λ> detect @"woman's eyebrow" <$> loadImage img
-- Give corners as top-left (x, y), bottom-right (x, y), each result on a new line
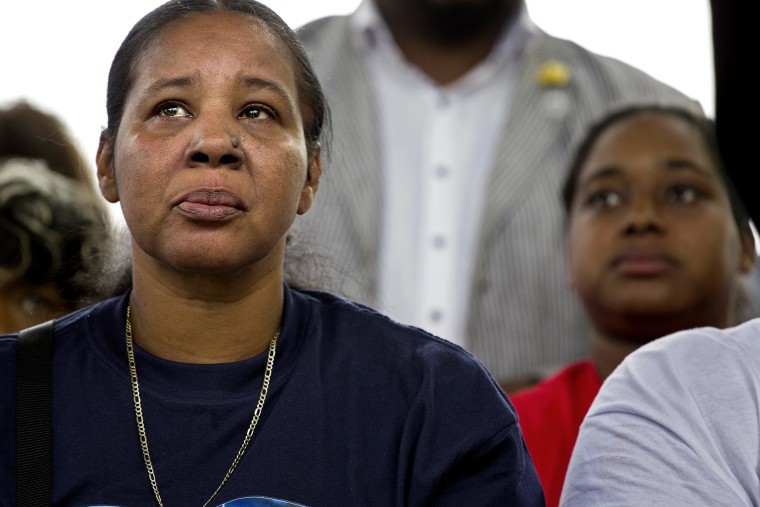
top-left (139, 75), bottom-right (292, 101)
top-left (578, 166), bottom-right (623, 188)
top-left (664, 158), bottom-right (712, 176)
top-left (240, 76), bottom-right (292, 103)
top-left (142, 76), bottom-right (196, 96)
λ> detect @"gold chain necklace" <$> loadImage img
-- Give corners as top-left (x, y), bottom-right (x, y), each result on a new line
top-left (125, 305), bottom-right (279, 507)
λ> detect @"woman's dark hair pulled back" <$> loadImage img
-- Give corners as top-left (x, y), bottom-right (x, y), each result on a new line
top-left (104, 0), bottom-right (329, 159)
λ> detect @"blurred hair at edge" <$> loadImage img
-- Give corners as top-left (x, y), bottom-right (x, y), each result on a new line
top-left (0, 158), bottom-right (110, 333)
top-left (0, 100), bottom-right (98, 191)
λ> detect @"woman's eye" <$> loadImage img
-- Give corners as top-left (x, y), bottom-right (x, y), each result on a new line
top-left (156, 102), bottom-right (191, 118)
top-left (586, 190), bottom-right (623, 210)
top-left (240, 105), bottom-right (273, 121)
top-left (666, 185), bottom-right (702, 204)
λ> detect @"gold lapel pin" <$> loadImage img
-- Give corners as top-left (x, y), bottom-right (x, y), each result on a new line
top-left (537, 60), bottom-right (571, 87)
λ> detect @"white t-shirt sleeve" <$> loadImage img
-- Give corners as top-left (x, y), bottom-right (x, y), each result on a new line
top-left (560, 323), bottom-right (760, 506)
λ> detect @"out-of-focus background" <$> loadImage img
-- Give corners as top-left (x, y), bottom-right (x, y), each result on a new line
top-left (0, 0), bottom-right (712, 221)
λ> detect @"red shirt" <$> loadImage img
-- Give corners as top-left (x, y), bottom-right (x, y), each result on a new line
top-left (510, 361), bottom-right (601, 507)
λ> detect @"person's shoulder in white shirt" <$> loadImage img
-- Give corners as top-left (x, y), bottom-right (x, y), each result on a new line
top-left (561, 318), bottom-right (760, 506)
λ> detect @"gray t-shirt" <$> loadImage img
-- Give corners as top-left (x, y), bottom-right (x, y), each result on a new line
top-left (561, 319), bottom-right (760, 506)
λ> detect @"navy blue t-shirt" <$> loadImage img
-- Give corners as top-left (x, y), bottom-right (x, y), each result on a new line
top-left (1, 286), bottom-right (543, 506)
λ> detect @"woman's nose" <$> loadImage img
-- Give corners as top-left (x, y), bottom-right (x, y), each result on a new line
top-left (623, 195), bottom-right (665, 235)
top-left (185, 116), bottom-right (243, 169)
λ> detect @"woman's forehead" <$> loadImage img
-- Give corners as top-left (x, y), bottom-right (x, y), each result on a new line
top-left (580, 115), bottom-right (712, 174)
top-left (593, 113), bottom-right (704, 157)
top-left (133, 11), bottom-right (296, 92)
top-left (567, 113), bottom-right (729, 203)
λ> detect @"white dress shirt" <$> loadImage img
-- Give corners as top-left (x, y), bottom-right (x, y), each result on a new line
top-left (351, 1), bottom-right (535, 346)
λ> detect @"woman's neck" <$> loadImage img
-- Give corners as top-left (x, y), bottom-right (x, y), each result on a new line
top-left (590, 302), bottom-right (738, 381)
top-left (127, 255), bottom-right (284, 364)
top-left (589, 333), bottom-right (640, 382)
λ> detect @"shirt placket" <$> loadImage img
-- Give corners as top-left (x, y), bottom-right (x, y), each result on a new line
top-left (416, 90), bottom-right (458, 341)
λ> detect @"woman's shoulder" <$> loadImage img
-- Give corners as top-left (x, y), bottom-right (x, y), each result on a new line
top-left (290, 286), bottom-right (509, 403)
top-left (53, 293), bottom-right (128, 337)
top-left (293, 288), bottom-right (486, 362)
top-left (0, 294), bottom-right (126, 387)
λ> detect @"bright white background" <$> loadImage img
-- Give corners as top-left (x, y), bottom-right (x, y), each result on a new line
top-left (1, 0), bottom-right (713, 216)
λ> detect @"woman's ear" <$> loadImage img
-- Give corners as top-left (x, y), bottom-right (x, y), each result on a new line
top-left (96, 132), bottom-right (119, 203)
top-left (297, 145), bottom-right (323, 215)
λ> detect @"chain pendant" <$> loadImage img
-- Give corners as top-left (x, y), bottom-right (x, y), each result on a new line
top-left (125, 306), bottom-right (279, 507)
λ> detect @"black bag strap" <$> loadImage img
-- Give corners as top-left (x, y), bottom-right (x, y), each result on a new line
top-left (16, 319), bottom-right (55, 506)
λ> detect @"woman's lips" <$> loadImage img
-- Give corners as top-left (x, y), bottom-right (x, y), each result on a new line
top-left (175, 190), bottom-right (245, 221)
top-left (612, 252), bottom-right (678, 277)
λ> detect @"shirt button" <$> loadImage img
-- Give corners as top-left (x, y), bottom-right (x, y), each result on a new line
top-left (437, 94), bottom-right (450, 108)
top-left (434, 165), bottom-right (449, 178)
top-left (430, 309), bottom-right (443, 322)
top-left (432, 235), bottom-right (447, 249)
